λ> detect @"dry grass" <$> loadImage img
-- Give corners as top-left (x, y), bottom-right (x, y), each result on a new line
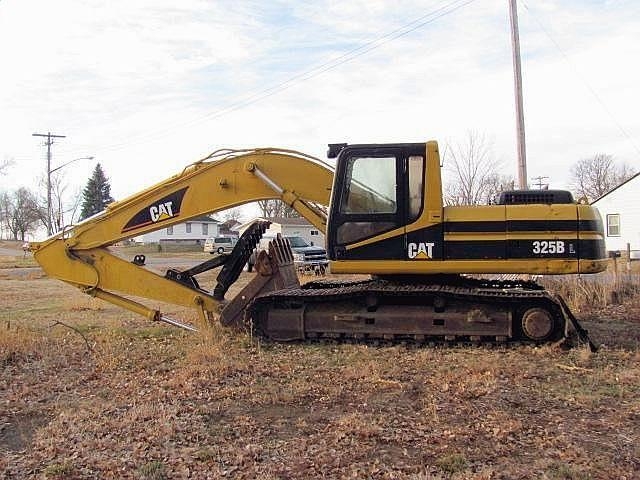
top-left (542, 270), bottom-right (640, 312)
top-left (1, 254), bottom-right (640, 479)
top-left (0, 256), bottom-right (39, 269)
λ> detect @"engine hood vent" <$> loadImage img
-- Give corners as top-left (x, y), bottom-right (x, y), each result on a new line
top-left (497, 190), bottom-right (574, 205)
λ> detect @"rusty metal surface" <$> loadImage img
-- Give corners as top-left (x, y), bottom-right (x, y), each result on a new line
top-left (247, 276), bottom-right (572, 345)
top-left (521, 308), bottom-right (554, 340)
top-left (219, 235), bottom-right (300, 328)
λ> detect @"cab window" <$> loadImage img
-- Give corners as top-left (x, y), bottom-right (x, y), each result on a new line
top-left (340, 156), bottom-right (397, 214)
top-left (336, 154), bottom-right (399, 245)
top-left (408, 155), bottom-right (424, 222)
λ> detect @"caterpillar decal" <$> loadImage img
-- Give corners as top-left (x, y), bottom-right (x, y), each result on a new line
top-left (122, 187), bottom-right (188, 233)
top-left (408, 242), bottom-right (435, 259)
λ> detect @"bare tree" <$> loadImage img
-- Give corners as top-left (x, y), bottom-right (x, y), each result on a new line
top-left (257, 199), bottom-right (278, 218)
top-left (49, 172), bottom-right (83, 231)
top-left (35, 170), bottom-right (84, 233)
top-left (570, 154), bottom-right (637, 201)
top-left (0, 192), bottom-right (9, 239)
top-left (281, 202), bottom-right (299, 218)
top-left (2, 188), bottom-right (42, 241)
top-left (64, 187), bottom-right (84, 226)
top-left (484, 173), bottom-right (516, 204)
top-left (257, 199), bottom-right (299, 218)
top-left (222, 207), bottom-right (243, 222)
top-left (443, 132), bottom-right (514, 205)
top-left (0, 156), bottom-right (13, 176)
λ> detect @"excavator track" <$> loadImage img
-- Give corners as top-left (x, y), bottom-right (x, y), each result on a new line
top-left (245, 276), bottom-right (581, 347)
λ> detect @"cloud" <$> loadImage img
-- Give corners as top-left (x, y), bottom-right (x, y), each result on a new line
top-left (0, 0), bottom-right (638, 208)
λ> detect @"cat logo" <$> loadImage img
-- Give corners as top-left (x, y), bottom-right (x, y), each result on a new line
top-left (121, 187), bottom-right (188, 233)
top-left (150, 201), bottom-right (175, 223)
top-left (408, 242), bottom-right (435, 260)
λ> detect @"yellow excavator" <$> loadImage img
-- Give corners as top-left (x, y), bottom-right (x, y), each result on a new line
top-left (31, 141), bottom-right (607, 347)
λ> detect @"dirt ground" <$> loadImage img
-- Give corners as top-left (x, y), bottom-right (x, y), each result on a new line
top-left (1, 247), bottom-right (639, 479)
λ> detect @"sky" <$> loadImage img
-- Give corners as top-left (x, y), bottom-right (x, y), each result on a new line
top-left (1, 0), bottom-right (638, 225)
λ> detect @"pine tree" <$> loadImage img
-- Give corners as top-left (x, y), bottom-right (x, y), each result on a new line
top-left (79, 163), bottom-right (114, 220)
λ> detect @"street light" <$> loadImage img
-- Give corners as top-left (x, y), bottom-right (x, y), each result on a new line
top-left (47, 156), bottom-right (94, 235)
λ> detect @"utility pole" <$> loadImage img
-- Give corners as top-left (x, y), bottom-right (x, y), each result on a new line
top-left (531, 175), bottom-right (549, 190)
top-left (509, 0), bottom-right (527, 189)
top-left (33, 132), bottom-right (66, 235)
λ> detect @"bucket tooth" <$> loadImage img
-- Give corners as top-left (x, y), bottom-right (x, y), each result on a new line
top-left (219, 234), bottom-right (299, 329)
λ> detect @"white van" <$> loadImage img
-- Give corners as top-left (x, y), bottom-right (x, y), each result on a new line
top-left (204, 237), bottom-right (237, 254)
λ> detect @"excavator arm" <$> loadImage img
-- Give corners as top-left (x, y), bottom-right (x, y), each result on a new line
top-left (31, 148), bottom-right (334, 328)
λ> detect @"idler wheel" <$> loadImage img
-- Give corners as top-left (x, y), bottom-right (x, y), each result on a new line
top-left (521, 307), bottom-right (554, 340)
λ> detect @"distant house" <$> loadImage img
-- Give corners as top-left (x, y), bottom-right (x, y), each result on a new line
top-left (238, 217), bottom-right (324, 247)
top-left (592, 172), bottom-right (640, 257)
top-left (140, 216), bottom-right (220, 244)
top-left (219, 219), bottom-right (241, 237)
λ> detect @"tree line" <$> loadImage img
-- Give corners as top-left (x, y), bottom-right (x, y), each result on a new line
top-left (0, 163), bottom-right (113, 241)
top-left (443, 131), bottom-right (636, 206)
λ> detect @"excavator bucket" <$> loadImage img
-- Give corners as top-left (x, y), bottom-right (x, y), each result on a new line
top-left (219, 234), bottom-right (300, 330)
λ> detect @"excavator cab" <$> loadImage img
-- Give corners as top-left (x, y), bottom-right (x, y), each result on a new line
top-left (326, 141), bottom-right (607, 276)
top-left (327, 142), bottom-right (428, 261)
top-left (326, 141), bottom-right (448, 275)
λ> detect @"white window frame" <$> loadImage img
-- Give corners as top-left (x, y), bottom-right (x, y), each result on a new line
top-left (185, 223), bottom-right (191, 233)
top-left (167, 226), bottom-right (173, 235)
top-left (606, 214), bottom-right (620, 237)
top-left (202, 223), bottom-right (208, 235)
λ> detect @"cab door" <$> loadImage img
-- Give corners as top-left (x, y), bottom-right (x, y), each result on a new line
top-left (327, 145), bottom-right (406, 261)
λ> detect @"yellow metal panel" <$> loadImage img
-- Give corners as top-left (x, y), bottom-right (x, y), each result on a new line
top-left (577, 203), bottom-right (603, 222)
top-left (444, 234), bottom-right (506, 241)
top-left (506, 203), bottom-right (575, 222)
top-left (34, 243), bottom-right (219, 312)
top-left (444, 205), bottom-right (506, 224)
top-left (444, 234), bottom-right (583, 241)
top-left (577, 204), bottom-right (605, 244)
top-left (578, 232), bottom-right (605, 240)
top-left (505, 233), bottom-right (579, 240)
top-left (330, 258), bottom-right (607, 275)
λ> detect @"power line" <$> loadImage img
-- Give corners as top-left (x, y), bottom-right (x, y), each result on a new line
top-left (521, 1), bottom-right (640, 157)
top-left (62, 0), bottom-right (478, 157)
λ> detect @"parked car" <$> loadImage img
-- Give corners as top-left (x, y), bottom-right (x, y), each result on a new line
top-left (248, 235), bottom-right (329, 274)
top-left (204, 236), bottom-right (237, 254)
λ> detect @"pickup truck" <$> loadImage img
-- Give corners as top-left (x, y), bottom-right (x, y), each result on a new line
top-left (248, 235), bottom-right (329, 274)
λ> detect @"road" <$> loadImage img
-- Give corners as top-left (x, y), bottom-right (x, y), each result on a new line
top-left (0, 245), bottom-right (24, 256)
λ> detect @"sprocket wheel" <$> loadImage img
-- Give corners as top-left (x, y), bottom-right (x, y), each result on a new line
top-left (521, 307), bottom-right (554, 341)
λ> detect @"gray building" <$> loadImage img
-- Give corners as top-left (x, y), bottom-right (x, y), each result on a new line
top-left (139, 216), bottom-right (220, 244)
